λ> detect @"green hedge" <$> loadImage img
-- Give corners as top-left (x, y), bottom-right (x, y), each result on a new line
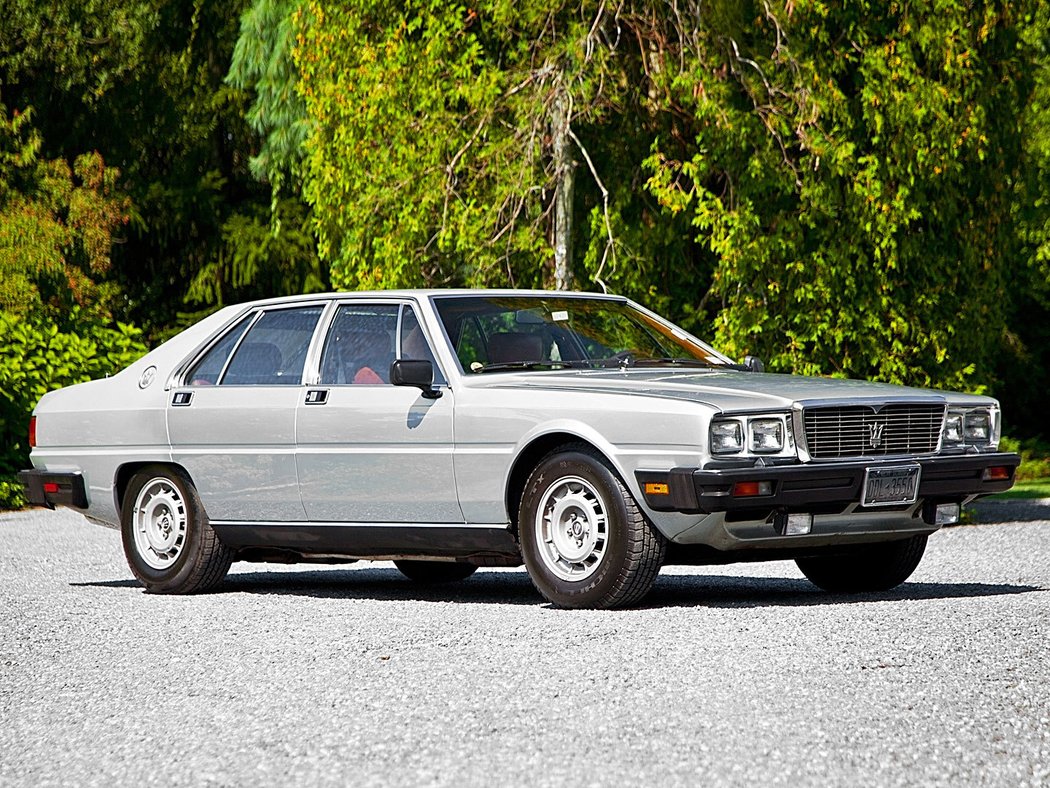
top-left (0, 310), bottom-right (147, 509)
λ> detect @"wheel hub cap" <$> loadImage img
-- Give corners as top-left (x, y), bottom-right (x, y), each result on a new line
top-left (132, 479), bottom-right (188, 570)
top-left (535, 475), bottom-right (608, 582)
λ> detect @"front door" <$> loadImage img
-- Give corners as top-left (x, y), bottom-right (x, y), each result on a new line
top-left (295, 302), bottom-right (462, 523)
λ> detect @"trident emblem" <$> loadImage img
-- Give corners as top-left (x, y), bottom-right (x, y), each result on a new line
top-left (868, 421), bottom-right (886, 449)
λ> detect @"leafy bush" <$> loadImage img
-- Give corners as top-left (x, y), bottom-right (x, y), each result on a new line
top-left (0, 310), bottom-right (147, 509)
top-left (999, 436), bottom-right (1050, 481)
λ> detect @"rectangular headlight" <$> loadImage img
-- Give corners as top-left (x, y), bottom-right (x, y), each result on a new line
top-left (944, 407), bottom-right (997, 448)
top-left (711, 420), bottom-right (744, 454)
top-left (964, 411), bottom-right (990, 442)
top-left (750, 418), bottom-right (784, 453)
top-left (943, 413), bottom-right (963, 444)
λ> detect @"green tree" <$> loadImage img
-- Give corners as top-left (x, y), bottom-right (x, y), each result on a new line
top-left (292, 1), bottom-right (632, 291)
top-left (0, 105), bottom-right (129, 324)
top-left (227, 0), bottom-right (311, 207)
top-left (643, 0), bottom-right (1034, 392)
top-left (1, 0), bottom-right (325, 338)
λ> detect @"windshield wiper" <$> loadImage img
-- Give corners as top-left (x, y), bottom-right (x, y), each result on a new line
top-left (627, 357), bottom-right (720, 368)
top-left (472, 360), bottom-right (587, 373)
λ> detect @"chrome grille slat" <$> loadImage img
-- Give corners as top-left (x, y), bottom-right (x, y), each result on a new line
top-left (802, 404), bottom-right (944, 459)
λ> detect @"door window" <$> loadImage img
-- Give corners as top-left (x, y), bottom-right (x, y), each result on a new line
top-left (319, 305), bottom-right (400, 385)
top-left (221, 306), bottom-right (324, 386)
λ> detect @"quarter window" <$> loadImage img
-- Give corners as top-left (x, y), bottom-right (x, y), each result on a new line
top-left (186, 314), bottom-right (252, 386)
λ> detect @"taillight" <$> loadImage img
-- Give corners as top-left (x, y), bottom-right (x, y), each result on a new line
top-left (29, 416), bottom-right (36, 449)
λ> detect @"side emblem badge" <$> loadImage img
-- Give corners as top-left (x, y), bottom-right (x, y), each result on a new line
top-left (138, 366), bottom-right (157, 389)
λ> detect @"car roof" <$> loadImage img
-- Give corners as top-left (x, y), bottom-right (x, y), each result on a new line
top-left (236, 289), bottom-right (630, 310)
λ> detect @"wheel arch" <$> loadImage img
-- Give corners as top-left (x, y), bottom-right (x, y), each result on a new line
top-left (113, 461), bottom-right (196, 519)
top-left (504, 428), bottom-right (627, 532)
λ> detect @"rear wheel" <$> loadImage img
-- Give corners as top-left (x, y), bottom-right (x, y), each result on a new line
top-left (394, 560), bottom-right (478, 583)
top-left (121, 465), bottom-right (233, 593)
top-left (795, 535), bottom-right (928, 593)
top-left (518, 446), bottom-right (666, 609)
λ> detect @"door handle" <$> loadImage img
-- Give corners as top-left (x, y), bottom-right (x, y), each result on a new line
top-left (171, 391), bottom-right (193, 407)
top-left (305, 389), bottom-right (329, 405)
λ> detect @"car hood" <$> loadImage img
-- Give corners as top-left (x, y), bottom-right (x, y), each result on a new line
top-left (471, 368), bottom-right (991, 413)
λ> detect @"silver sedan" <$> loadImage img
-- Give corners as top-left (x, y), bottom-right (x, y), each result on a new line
top-left (20, 290), bottom-right (1019, 608)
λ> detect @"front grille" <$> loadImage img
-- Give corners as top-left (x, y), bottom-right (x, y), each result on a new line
top-left (802, 403), bottom-right (945, 459)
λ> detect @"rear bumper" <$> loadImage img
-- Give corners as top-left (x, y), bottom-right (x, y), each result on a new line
top-left (17, 469), bottom-right (89, 510)
top-left (636, 452), bottom-right (1020, 519)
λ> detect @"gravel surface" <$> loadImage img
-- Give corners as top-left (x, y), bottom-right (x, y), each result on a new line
top-left (1, 508), bottom-right (1047, 787)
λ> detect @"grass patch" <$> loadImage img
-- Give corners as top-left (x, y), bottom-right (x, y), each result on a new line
top-left (988, 478), bottom-right (1050, 500)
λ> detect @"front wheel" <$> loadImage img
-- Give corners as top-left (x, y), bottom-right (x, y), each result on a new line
top-left (795, 535), bottom-right (928, 593)
top-left (121, 465), bottom-right (233, 594)
top-left (518, 446), bottom-right (666, 609)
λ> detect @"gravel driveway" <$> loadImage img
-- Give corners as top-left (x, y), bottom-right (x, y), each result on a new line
top-left (2, 508), bottom-right (1047, 787)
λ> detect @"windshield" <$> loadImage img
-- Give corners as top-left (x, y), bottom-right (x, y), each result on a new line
top-left (432, 295), bottom-right (728, 373)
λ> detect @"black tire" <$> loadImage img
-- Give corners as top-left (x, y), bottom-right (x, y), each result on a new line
top-left (120, 464), bottom-right (233, 594)
top-left (394, 560), bottom-right (478, 583)
top-left (795, 534), bottom-right (928, 593)
top-left (517, 445), bottom-right (666, 609)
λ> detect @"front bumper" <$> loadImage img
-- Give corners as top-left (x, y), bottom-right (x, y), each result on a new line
top-left (636, 452), bottom-right (1020, 521)
top-left (18, 469), bottom-right (89, 510)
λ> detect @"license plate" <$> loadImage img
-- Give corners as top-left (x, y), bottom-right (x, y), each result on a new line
top-left (861, 465), bottom-right (921, 507)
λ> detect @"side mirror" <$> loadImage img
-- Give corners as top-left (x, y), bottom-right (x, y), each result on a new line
top-left (390, 359), bottom-right (442, 399)
top-left (743, 355), bottom-right (765, 373)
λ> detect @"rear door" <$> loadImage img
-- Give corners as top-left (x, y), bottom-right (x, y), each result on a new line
top-left (295, 301), bottom-right (462, 523)
top-left (168, 303), bottom-right (326, 522)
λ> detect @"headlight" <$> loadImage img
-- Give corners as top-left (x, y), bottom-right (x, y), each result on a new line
top-left (943, 406), bottom-right (998, 449)
top-left (964, 411), bottom-right (990, 442)
top-left (943, 413), bottom-right (963, 445)
top-left (750, 418), bottom-right (784, 453)
top-left (711, 420), bottom-right (744, 454)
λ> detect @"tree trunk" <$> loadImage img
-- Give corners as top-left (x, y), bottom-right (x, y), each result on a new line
top-left (551, 87), bottom-right (575, 291)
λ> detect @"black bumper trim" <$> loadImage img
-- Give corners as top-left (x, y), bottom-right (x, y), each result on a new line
top-left (17, 469), bottom-right (89, 510)
top-left (637, 452), bottom-right (1021, 515)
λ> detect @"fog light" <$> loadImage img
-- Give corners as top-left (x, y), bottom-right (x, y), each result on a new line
top-left (922, 501), bottom-right (961, 525)
top-left (773, 511), bottom-right (812, 535)
top-left (934, 503), bottom-right (960, 525)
